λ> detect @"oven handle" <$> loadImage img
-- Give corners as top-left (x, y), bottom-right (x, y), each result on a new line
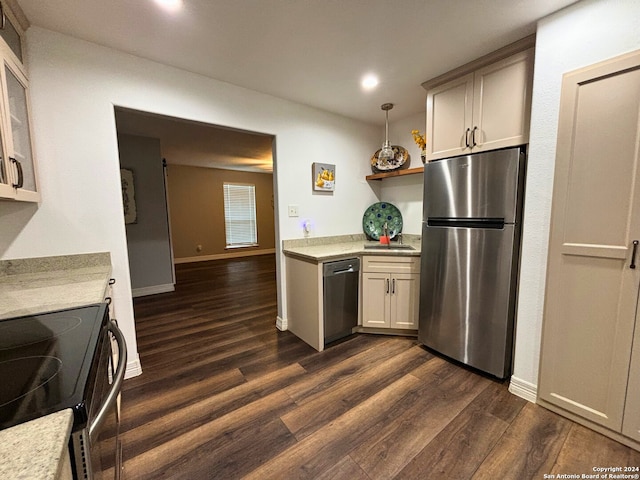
top-left (89, 319), bottom-right (127, 441)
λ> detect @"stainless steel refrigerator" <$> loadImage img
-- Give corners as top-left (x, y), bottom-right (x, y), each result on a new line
top-left (418, 147), bottom-right (525, 379)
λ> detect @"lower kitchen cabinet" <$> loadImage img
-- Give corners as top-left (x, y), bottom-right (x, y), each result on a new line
top-left (361, 256), bottom-right (420, 330)
top-left (285, 254), bottom-right (324, 351)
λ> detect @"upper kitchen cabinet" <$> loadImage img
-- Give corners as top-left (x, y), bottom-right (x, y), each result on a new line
top-left (423, 37), bottom-right (534, 162)
top-left (0, 0), bottom-right (38, 202)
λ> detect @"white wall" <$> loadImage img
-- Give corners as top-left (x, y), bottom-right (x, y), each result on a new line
top-left (118, 134), bottom-right (174, 296)
top-left (512, 0), bottom-right (640, 396)
top-left (0, 27), bottom-right (380, 376)
top-left (381, 111), bottom-right (426, 235)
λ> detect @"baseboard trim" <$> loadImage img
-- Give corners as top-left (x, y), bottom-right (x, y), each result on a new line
top-left (125, 354), bottom-right (142, 379)
top-left (353, 326), bottom-right (418, 337)
top-left (175, 248), bottom-right (276, 264)
top-left (132, 283), bottom-right (175, 298)
top-left (509, 375), bottom-right (537, 403)
top-left (276, 316), bottom-right (288, 331)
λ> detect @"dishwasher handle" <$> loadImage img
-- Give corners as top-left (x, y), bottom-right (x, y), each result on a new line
top-left (333, 266), bottom-right (356, 275)
top-left (323, 258), bottom-right (360, 277)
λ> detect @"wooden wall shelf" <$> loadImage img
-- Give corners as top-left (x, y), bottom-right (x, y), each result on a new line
top-left (365, 166), bottom-right (424, 181)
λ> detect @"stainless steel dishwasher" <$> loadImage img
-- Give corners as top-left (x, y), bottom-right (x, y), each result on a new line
top-left (323, 257), bottom-right (360, 345)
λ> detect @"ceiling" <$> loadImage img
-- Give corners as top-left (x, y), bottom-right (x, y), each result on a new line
top-left (18, 0), bottom-right (578, 174)
top-left (114, 108), bottom-right (275, 173)
top-left (17, 0), bottom-right (578, 126)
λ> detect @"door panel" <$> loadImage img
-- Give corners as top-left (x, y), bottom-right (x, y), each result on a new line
top-left (539, 50), bottom-right (640, 431)
top-left (390, 273), bottom-right (419, 329)
top-left (623, 308), bottom-right (640, 441)
top-left (362, 273), bottom-right (390, 328)
top-left (418, 223), bottom-right (517, 378)
top-left (473, 49), bottom-right (533, 152)
top-left (563, 68), bottom-right (640, 248)
top-left (4, 61), bottom-right (36, 194)
top-left (426, 73), bottom-right (473, 161)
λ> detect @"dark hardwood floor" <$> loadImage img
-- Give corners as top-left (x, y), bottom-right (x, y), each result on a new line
top-left (119, 254), bottom-right (640, 479)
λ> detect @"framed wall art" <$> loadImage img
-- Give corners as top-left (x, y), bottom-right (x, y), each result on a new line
top-left (312, 163), bottom-right (335, 192)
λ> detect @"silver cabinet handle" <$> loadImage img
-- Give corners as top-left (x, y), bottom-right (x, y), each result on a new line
top-left (631, 240), bottom-right (639, 269)
top-left (471, 126), bottom-right (478, 147)
top-left (89, 319), bottom-right (127, 441)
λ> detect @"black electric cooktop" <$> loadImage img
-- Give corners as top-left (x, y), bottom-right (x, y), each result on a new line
top-left (0, 304), bottom-right (108, 431)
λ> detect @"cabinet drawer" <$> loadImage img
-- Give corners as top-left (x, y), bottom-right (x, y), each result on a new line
top-left (362, 256), bottom-right (420, 274)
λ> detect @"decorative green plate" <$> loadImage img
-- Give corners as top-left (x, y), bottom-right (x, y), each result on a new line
top-left (362, 202), bottom-right (403, 240)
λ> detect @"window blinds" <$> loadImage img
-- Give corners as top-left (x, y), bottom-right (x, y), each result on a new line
top-left (223, 183), bottom-right (258, 247)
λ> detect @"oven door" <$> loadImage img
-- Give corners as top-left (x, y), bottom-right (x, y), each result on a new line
top-left (71, 319), bottom-right (127, 480)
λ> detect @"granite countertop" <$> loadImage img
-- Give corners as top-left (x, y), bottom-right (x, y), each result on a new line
top-left (0, 409), bottom-right (73, 480)
top-left (0, 252), bottom-right (112, 320)
top-left (0, 252), bottom-right (113, 478)
top-left (283, 234), bottom-right (421, 262)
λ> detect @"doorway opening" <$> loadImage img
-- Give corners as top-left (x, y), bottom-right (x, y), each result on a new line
top-left (114, 107), bottom-right (277, 297)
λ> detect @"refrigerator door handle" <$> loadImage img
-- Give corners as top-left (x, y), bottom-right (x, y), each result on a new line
top-left (427, 217), bottom-right (505, 229)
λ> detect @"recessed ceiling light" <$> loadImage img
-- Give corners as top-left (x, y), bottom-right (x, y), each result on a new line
top-left (154, 0), bottom-right (183, 13)
top-left (361, 74), bottom-right (379, 91)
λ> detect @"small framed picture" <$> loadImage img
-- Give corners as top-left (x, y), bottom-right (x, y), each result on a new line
top-left (312, 163), bottom-right (335, 192)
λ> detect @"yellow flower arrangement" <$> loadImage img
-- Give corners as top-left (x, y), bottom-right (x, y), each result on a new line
top-left (411, 130), bottom-right (426, 151)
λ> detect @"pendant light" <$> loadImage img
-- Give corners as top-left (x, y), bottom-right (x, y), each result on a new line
top-left (378, 103), bottom-right (395, 162)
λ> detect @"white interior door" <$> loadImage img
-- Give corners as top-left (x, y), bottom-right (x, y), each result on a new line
top-left (538, 50), bottom-right (640, 431)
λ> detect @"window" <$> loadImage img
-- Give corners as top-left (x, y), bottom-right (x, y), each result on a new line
top-left (223, 183), bottom-right (258, 248)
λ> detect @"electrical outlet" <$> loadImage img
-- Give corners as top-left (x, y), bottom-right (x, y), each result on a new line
top-left (288, 205), bottom-right (299, 217)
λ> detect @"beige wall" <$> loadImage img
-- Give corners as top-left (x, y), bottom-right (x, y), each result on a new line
top-left (166, 165), bottom-right (275, 260)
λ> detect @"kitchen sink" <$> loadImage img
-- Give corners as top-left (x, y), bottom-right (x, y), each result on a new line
top-left (363, 244), bottom-right (415, 250)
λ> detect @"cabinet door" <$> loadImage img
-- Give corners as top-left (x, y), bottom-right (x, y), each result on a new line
top-left (623, 321), bottom-right (640, 441)
top-left (538, 51), bottom-right (640, 431)
top-left (472, 49), bottom-right (533, 153)
top-left (362, 272), bottom-right (390, 328)
top-left (0, 112), bottom-right (12, 198)
top-left (390, 273), bottom-right (419, 329)
top-left (425, 73), bottom-right (473, 162)
top-left (2, 60), bottom-right (38, 201)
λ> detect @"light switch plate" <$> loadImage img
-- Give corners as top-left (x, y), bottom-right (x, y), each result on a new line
top-left (288, 205), bottom-right (299, 217)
